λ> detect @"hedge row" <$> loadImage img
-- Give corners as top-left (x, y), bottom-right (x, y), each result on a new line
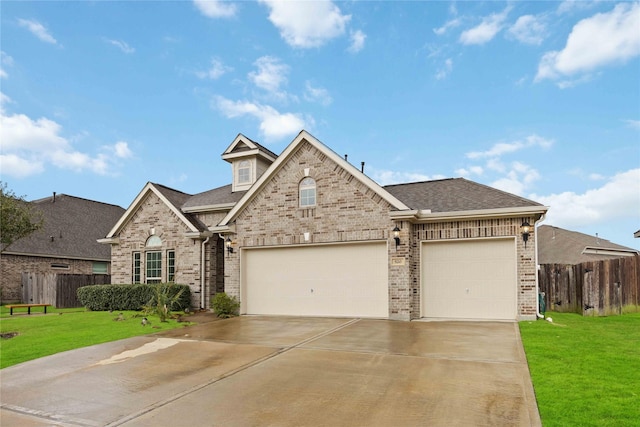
top-left (77, 283), bottom-right (191, 311)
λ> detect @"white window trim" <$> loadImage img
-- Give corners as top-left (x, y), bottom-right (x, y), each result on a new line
top-left (299, 177), bottom-right (317, 208)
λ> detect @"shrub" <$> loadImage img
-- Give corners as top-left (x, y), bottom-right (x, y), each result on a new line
top-left (142, 283), bottom-right (186, 322)
top-left (211, 292), bottom-right (240, 318)
top-left (78, 284), bottom-right (191, 312)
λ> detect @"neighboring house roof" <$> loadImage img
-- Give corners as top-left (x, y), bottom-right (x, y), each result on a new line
top-left (635, 230), bottom-right (640, 238)
top-left (537, 225), bottom-right (639, 265)
top-left (384, 178), bottom-right (544, 212)
top-left (2, 194), bottom-right (125, 261)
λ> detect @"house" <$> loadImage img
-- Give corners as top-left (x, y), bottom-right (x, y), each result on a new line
top-left (538, 225), bottom-right (639, 265)
top-left (101, 131), bottom-right (548, 321)
top-left (0, 194), bottom-right (125, 303)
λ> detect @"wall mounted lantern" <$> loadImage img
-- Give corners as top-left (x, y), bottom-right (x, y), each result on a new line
top-left (226, 236), bottom-right (234, 256)
top-left (521, 221), bottom-right (531, 248)
top-left (393, 226), bottom-right (401, 248)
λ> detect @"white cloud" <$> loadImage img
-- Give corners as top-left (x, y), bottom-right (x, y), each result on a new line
top-left (371, 168), bottom-right (446, 186)
top-left (435, 58), bottom-right (453, 80)
top-left (0, 108), bottom-right (133, 177)
top-left (623, 119), bottom-right (640, 129)
top-left (1, 51), bottom-right (14, 79)
top-left (212, 95), bottom-right (306, 141)
top-left (531, 169), bottom-right (640, 227)
top-left (248, 56), bottom-right (289, 94)
top-left (491, 162), bottom-right (541, 196)
top-left (508, 14), bottom-right (546, 45)
top-left (193, 0), bottom-right (237, 18)
top-left (105, 39), bottom-right (135, 54)
top-left (195, 57), bottom-right (233, 79)
top-left (18, 18), bottom-right (58, 45)
top-left (536, 3), bottom-right (640, 84)
top-left (459, 7), bottom-right (511, 45)
top-left (434, 18), bottom-right (461, 36)
top-left (113, 141), bottom-right (133, 159)
top-left (348, 30), bottom-right (366, 53)
top-left (304, 82), bottom-right (332, 106)
top-left (259, 0), bottom-right (350, 48)
top-left (466, 134), bottom-right (553, 159)
top-left (455, 166), bottom-right (484, 177)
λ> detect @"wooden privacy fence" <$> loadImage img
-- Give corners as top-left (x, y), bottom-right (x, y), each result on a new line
top-left (21, 273), bottom-right (111, 308)
top-left (539, 256), bottom-right (640, 316)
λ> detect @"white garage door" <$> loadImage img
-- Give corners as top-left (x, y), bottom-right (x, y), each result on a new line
top-left (242, 242), bottom-right (388, 318)
top-left (421, 238), bottom-right (517, 320)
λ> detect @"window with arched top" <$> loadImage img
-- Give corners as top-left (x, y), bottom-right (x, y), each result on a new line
top-left (146, 235), bottom-right (162, 247)
top-left (299, 177), bottom-right (316, 207)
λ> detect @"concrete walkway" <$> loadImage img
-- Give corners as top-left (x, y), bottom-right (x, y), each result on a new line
top-left (0, 316), bottom-right (541, 426)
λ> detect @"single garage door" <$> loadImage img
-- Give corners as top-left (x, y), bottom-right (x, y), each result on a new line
top-left (421, 238), bottom-right (517, 320)
top-left (242, 242), bottom-right (388, 318)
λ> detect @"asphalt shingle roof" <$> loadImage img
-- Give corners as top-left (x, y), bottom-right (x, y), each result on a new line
top-left (3, 194), bottom-right (125, 260)
top-left (537, 225), bottom-right (638, 265)
top-left (182, 184), bottom-right (246, 209)
top-left (384, 178), bottom-right (543, 212)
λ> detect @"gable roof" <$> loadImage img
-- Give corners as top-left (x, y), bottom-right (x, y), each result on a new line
top-left (103, 182), bottom-right (207, 240)
top-left (538, 225), bottom-right (638, 265)
top-left (385, 178), bottom-right (544, 212)
top-left (219, 130), bottom-right (410, 226)
top-left (2, 194), bottom-right (124, 261)
top-left (221, 133), bottom-right (278, 163)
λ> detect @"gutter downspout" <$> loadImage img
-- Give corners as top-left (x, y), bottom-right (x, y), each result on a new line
top-left (535, 213), bottom-right (546, 319)
top-left (200, 236), bottom-right (211, 309)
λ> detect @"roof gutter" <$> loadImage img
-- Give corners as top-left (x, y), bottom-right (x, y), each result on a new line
top-left (182, 202), bottom-right (236, 214)
top-left (390, 206), bottom-right (549, 222)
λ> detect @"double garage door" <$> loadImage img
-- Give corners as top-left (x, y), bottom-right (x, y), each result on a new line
top-left (241, 242), bottom-right (388, 318)
top-left (421, 238), bottom-right (517, 320)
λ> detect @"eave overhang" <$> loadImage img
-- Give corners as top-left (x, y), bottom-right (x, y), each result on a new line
top-left (390, 205), bottom-right (549, 222)
top-left (182, 202), bottom-right (236, 214)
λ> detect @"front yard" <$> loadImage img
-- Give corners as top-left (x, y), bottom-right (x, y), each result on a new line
top-left (520, 312), bottom-right (640, 427)
top-left (0, 307), bottom-right (191, 369)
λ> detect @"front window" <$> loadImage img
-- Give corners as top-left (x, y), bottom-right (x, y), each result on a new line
top-left (133, 252), bottom-right (141, 283)
top-left (299, 177), bottom-right (316, 207)
top-left (146, 251), bottom-right (162, 283)
top-left (167, 250), bottom-right (175, 282)
top-left (237, 160), bottom-right (251, 184)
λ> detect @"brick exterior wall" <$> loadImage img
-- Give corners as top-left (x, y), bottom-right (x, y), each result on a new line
top-left (109, 191), bottom-right (219, 309)
top-left (0, 254), bottom-right (98, 303)
top-left (226, 141), bottom-right (409, 319)
top-left (409, 217), bottom-right (538, 320)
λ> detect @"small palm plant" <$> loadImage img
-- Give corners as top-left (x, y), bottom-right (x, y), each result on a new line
top-left (143, 283), bottom-right (185, 322)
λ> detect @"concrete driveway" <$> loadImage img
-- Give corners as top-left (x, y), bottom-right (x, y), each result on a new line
top-left (1, 316), bottom-right (541, 426)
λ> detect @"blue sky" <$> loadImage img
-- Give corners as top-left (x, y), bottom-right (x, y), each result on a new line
top-left (1, 0), bottom-right (639, 249)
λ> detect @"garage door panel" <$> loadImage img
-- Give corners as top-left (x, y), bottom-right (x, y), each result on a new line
top-left (242, 242), bottom-right (388, 318)
top-left (422, 239), bottom-right (516, 320)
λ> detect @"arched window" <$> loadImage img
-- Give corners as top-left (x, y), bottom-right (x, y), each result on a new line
top-left (146, 235), bottom-right (162, 247)
top-left (237, 160), bottom-right (251, 184)
top-left (299, 177), bottom-right (316, 207)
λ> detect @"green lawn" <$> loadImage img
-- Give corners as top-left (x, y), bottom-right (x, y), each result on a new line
top-left (520, 312), bottom-right (640, 427)
top-left (0, 306), bottom-right (191, 369)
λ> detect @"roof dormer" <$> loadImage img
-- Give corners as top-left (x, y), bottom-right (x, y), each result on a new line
top-left (222, 134), bottom-right (278, 192)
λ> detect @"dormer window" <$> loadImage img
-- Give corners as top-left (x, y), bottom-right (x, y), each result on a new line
top-left (299, 177), bottom-right (316, 207)
top-left (237, 160), bottom-right (251, 184)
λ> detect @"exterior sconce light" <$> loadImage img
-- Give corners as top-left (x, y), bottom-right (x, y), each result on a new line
top-left (521, 221), bottom-right (531, 248)
top-left (226, 236), bottom-right (233, 256)
top-left (393, 226), bottom-right (401, 248)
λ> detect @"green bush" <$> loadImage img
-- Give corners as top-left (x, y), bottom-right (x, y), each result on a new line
top-left (211, 292), bottom-right (240, 318)
top-left (78, 284), bottom-right (191, 312)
